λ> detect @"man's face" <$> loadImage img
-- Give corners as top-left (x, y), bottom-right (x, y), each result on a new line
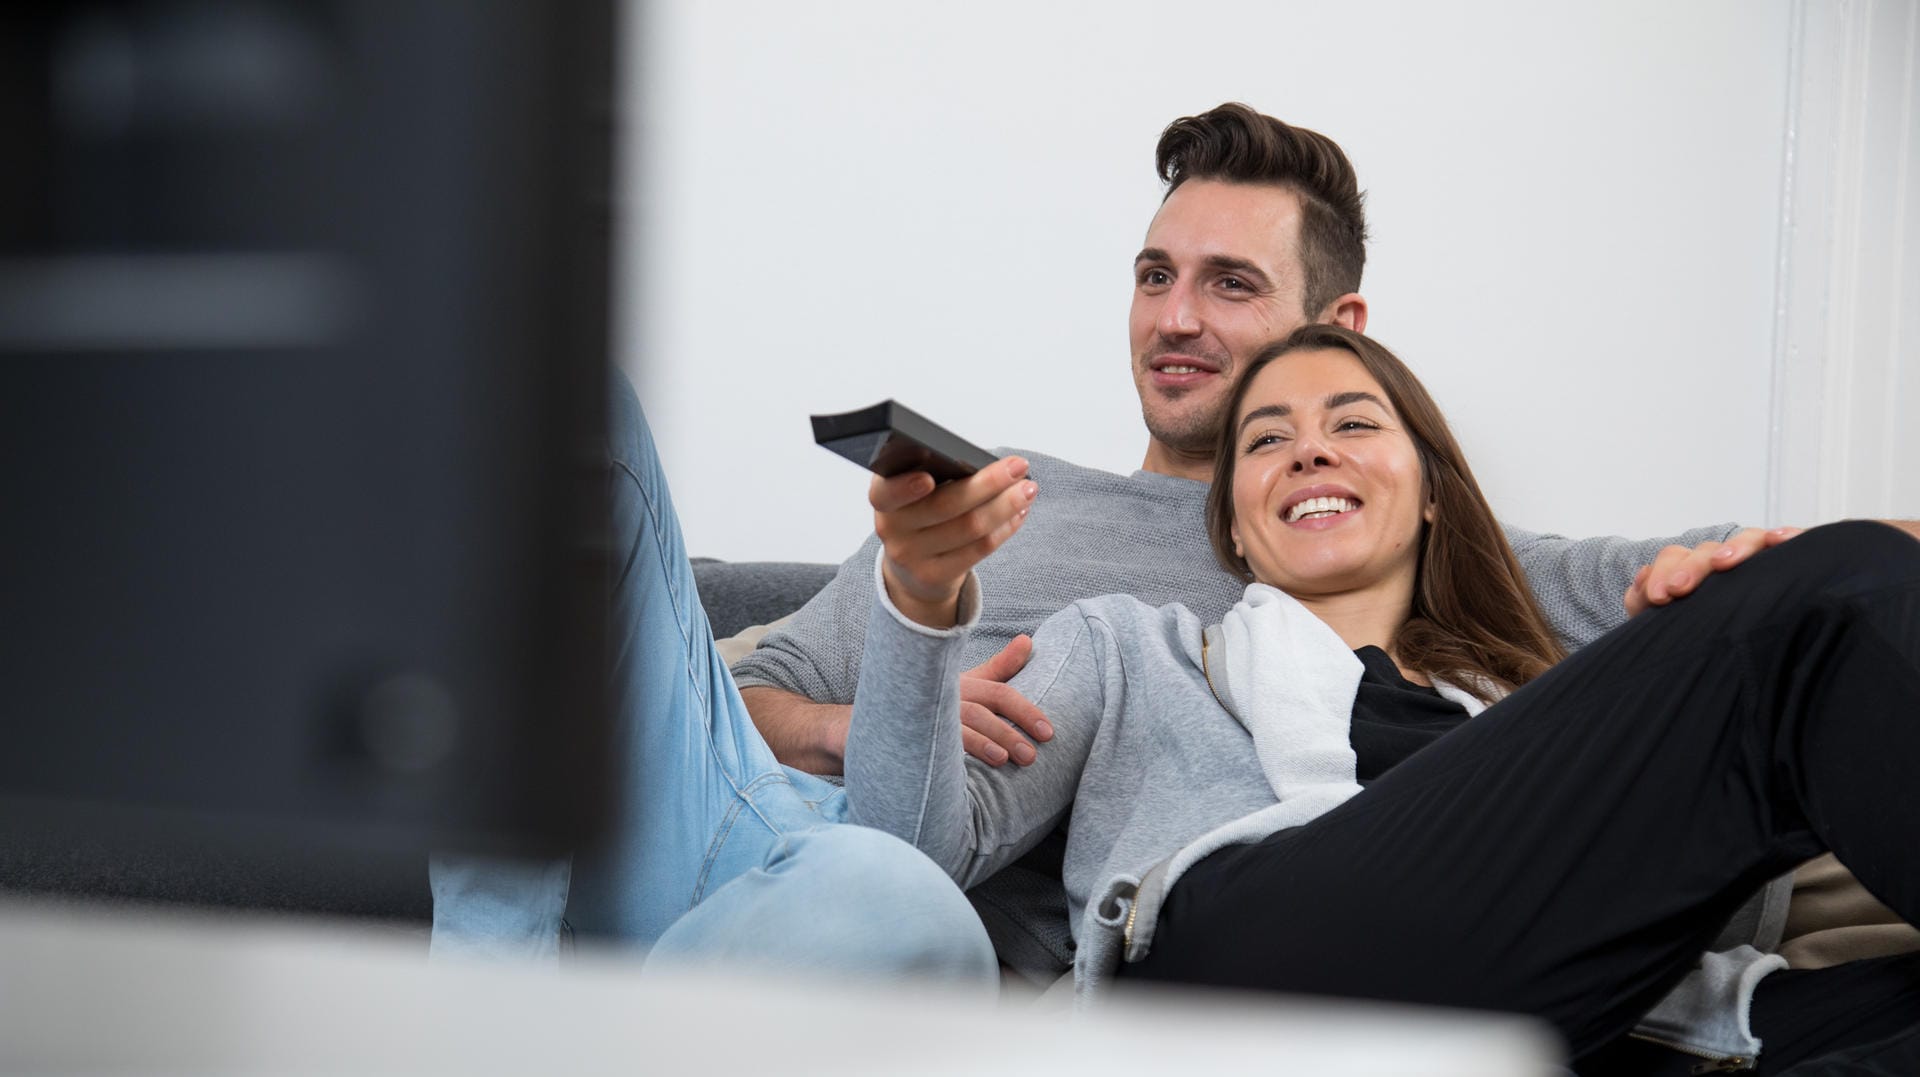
top-left (1130, 180), bottom-right (1313, 470)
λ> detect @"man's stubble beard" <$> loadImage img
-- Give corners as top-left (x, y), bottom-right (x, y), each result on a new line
top-left (1142, 388), bottom-right (1233, 460)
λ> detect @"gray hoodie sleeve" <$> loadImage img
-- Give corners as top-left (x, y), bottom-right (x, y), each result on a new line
top-left (844, 564), bottom-right (1104, 889)
top-left (1501, 522), bottom-right (1742, 651)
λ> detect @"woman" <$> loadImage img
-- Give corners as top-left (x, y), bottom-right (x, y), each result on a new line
top-left (842, 323), bottom-right (1920, 1072)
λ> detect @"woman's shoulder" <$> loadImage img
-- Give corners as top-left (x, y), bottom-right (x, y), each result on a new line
top-left (1057, 591), bottom-right (1201, 624)
top-left (1045, 593), bottom-right (1208, 664)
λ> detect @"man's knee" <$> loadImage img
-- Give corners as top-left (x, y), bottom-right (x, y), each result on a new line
top-left (762, 826), bottom-right (997, 981)
top-left (647, 825), bottom-right (997, 989)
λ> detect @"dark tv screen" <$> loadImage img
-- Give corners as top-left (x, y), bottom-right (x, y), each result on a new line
top-left (0, 1), bottom-right (617, 915)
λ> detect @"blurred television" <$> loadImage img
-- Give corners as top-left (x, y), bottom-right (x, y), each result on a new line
top-left (0, 2), bottom-right (616, 919)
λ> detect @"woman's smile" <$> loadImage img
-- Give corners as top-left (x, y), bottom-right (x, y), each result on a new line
top-left (1279, 484), bottom-right (1363, 528)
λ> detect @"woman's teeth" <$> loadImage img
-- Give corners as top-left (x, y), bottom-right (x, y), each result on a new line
top-left (1286, 496), bottom-right (1358, 523)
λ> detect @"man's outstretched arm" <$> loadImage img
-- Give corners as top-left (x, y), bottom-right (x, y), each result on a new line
top-left (1502, 521), bottom-right (1743, 650)
top-left (1625, 518), bottom-right (1920, 616)
top-left (1504, 519), bottom-right (1919, 649)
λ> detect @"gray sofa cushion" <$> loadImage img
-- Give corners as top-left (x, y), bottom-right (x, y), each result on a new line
top-left (691, 559), bottom-right (836, 639)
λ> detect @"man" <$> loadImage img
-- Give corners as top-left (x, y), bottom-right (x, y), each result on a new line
top-left (728, 103), bottom-right (1920, 1071)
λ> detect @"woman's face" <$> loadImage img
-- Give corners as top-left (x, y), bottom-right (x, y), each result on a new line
top-left (1228, 348), bottom-right (1431, 601)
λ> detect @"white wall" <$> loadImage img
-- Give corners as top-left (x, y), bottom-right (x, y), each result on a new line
top-left (620, 0), bottom-right (1795, 564)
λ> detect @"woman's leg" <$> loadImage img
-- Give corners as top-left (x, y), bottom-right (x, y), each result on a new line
top-left (1126, 521), bottom-right (1920, 1056)
top-left (431, 374), bottom-right (992, 983)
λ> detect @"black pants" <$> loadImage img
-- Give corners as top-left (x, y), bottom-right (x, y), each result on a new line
top-left (1121, 521), bottom-right (1920, 1069)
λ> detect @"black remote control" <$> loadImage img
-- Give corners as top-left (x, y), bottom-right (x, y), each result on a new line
top-left (811, 400), bottom-right (1000, 484)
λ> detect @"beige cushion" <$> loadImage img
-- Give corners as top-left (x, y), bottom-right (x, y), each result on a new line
top-left (716, 613), bottom-right (795, 668)
top-left (1778, 853), bottom-right (1920, 969)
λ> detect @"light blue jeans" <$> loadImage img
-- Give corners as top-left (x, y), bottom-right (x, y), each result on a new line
top-left (429, 375), bottom-right (995, 986)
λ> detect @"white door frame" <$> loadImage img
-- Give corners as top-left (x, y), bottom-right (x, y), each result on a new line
top-left (1768, 0), bottom-right (1920, 525)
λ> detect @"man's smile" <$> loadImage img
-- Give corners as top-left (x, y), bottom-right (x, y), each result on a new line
top-left (1147, 352), bottom-right (1224, 390)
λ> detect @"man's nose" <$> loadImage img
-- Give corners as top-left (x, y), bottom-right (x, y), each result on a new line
top-left (1156, 281), bottom-right (1201, 339)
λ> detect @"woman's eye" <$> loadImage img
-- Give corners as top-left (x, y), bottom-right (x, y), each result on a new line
top-left (1337, 420), bottom-right (1379, 433)
top-left (1245, 433), bottom-right (1285, 452)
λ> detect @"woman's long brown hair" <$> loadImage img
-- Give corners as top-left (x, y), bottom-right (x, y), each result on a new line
top-left (1205, 324), bottom-right (1565, 700)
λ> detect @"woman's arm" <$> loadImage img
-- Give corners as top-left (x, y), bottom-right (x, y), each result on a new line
top-left (844, 570), bottom-right (1104, 889)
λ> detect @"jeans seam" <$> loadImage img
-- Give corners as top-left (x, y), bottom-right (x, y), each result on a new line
top-left (692, 771), bottom-right (808, 907)
top-left (612, 453), bottom-right (790, 841)
top-left (692, 794), bottom-right (749, 908)
top-left (736, 771), bottom-right (800, 813)
top-left (613, 456), bottom-right (710, 717)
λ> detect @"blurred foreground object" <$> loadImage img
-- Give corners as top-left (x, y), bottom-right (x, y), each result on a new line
top-left (0, 2), bottom-right (616, 916)
top-left (0, 897), bottom-right (1563, 1075)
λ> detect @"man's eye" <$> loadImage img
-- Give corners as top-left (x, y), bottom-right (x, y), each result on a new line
top-left (1218, 276), bottom-right (1247, 291)
top-left (1138, 268), bottom-right (1171, 286)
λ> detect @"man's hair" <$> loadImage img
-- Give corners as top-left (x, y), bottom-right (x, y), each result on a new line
top-left (1156, 104), bottom-right (1368, 320)
top-left (1204, 324), bottom-right (1565, 701)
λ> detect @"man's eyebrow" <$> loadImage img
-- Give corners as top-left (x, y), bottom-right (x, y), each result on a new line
top-left (1237, 403), bottom-right (1291, 432)
top-left (1131, 251), bottom-right (1275, 290)
top-left (1202, 254), bottom-right (1274, 289)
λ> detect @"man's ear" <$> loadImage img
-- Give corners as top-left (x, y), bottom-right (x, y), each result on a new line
top-left (1318, 293), bottom-right (1368, 333)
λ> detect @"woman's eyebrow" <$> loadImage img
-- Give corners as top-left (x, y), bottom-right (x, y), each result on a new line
top-left (1237, 403), bottom-right (1291, 432)
top-left (1238, 392), bottom-right (1387, 434)
top-left (1326, 390), bottom-right (1387, 410)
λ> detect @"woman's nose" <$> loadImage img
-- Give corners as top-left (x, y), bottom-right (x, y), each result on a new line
top-left (1289, 435), bottom-right (1338, 472)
